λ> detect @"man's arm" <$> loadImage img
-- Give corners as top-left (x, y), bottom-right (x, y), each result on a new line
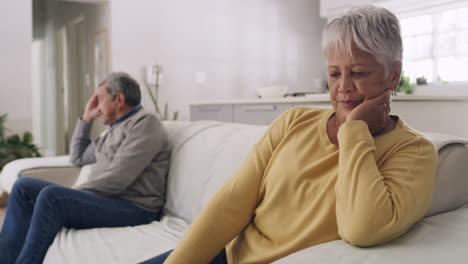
top-left (70, 92), bottom-right (101, 166)
top-left (75, 114), bottom-right (166, 196)
top-left (69, 119), bottom-right (97, 166)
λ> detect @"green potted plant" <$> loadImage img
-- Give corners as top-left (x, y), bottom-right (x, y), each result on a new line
top-left (0, 114), bottom-right (41, 206)
top-left (396, 72), bottom-right (415, 94)
top-left (0, 114), bottom-right (41, 170)
top-left (416, 76), bottom-right (428, 85)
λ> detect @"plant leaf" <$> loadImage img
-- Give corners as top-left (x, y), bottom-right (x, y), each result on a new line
top-left (163, 103), bottom-right (168, 120)
top-left (172, 111), bottom-right (179, 121)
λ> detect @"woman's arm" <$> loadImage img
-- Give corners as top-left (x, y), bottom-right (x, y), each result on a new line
top-left (335, 121), bottom-right (437, 247)
top-left (164, 110), bottom-right (297, 264)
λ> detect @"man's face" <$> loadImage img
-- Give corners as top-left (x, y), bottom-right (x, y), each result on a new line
top-left (96, 85), bottom-right (119, 125)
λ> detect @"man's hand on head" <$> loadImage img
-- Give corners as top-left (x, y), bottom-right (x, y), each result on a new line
top-left (82, 93), bottom-right (101, 123)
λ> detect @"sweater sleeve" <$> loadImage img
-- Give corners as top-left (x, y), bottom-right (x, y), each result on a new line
top-left (164, 110), bottom-right (296, 264)
top-left (75, 114), bottom-right (164, 196)
top-left (69, 119), bottom-right (97, 166)
top-left (335, 120), bottom-right (437, 247)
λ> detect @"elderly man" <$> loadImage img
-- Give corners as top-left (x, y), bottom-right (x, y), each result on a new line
top-left (0, 72), bottom-right (170, 264)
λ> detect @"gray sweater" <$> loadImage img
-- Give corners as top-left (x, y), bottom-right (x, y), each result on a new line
top-left (70, 108), bottom-right (170, 213)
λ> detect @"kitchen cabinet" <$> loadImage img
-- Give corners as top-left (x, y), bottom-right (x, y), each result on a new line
top-left (293, 102), bottom-right (330, 108)
top-left (190, 96), bottom-right (330, 125)
top-left (390, 101), bottom-right (468, 137)
top-left (233, 104), bottom-right (294, 125)
top-left (190, 95), bottom-right (468, 138)
top-left (190, 104), bottom-right (233, 123)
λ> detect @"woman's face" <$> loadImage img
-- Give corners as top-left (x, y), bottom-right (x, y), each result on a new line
top-left (327, 43), bottom-right (400, 124)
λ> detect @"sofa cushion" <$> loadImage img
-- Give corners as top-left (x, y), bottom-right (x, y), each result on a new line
top-left (425, 143), bottom-right (468, 217)
top-left (162, 121), bottom-right (267, 222)
top-left (162, 121), bottom-right (468, 220)
top-left (72, 164), bottom-right (93, 187)
top-left (44, 216), bottom-right (182, 263)
top-left (274, 206), bottom-right (468, 264)
top-left (42, 121), bottom-right (468, 264)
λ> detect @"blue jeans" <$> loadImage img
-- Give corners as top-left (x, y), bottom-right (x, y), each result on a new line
top-left (0, 177), bottom-right (160, 264)
top-left (139, 249), bottom-right (227, 264)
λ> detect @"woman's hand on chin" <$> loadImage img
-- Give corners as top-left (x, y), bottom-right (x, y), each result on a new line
top-left (345, 89), bottom-right (391, 135)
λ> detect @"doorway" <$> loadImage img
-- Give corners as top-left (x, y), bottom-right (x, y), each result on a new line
top-left (57, 16), bottom-right (86, 154)
top-left (32, 0), bottom-right (109, 156)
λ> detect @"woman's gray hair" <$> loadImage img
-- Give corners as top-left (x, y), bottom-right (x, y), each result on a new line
top-left (322, 5), bottom-right (402, 74)
top-left (99, 72), bottom-right (141, 106)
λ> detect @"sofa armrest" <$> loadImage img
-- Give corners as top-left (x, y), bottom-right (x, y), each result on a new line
top-left (0, 156), bottom-right (80, 194)
top-left (425, 143), bottom-right (468, 217)
top-left (19, 166), bottom-right (80, 188)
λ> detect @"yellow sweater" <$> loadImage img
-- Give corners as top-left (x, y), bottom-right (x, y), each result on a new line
top-left (165, 107), bottom-right (437, 264)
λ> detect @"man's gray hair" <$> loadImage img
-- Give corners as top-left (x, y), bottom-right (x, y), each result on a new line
top-left (322, 5), bottom-right (402, 74)
top-left (99, 72), bottom-right (141, 106)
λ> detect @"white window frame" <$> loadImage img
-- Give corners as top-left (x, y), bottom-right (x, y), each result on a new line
top-left (396, 1), bottom-right (468, 95)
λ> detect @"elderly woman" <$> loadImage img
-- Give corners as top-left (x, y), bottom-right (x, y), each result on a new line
top-left (141, 5), bottom-right (437, 264)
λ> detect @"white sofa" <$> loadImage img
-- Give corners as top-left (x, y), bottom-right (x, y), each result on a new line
top-left (1, 120), bottom-right (468, 264)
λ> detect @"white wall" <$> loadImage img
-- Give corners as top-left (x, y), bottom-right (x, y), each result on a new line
top-left (0, 0), bottom-right (326, 153)
top-left (111, 0), bottom-right (327, 120)
top-left (0, 0), bottom-right (32, 136)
